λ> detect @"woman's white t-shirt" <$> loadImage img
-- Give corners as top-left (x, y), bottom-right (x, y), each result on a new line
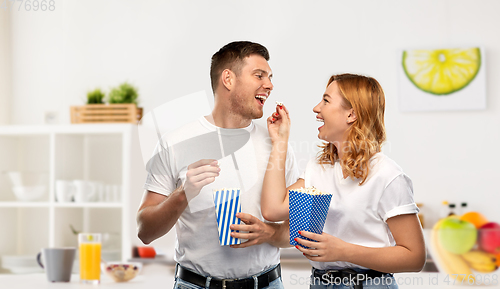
top-left (300, 152), bottom-right (418, 270)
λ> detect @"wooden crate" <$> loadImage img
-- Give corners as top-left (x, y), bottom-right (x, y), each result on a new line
top-left (70, 104), bottom-right (143, 124)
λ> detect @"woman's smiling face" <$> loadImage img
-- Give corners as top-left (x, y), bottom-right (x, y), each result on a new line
top-left (313, 81), bottom-right (354, 144)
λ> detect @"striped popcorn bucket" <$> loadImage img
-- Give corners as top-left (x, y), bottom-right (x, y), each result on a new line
top-left (213, 188), bottom-right (242, 246)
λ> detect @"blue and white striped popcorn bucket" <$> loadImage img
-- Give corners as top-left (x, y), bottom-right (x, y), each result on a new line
top-left (213, 188), bottom-right (242, 246)
top-left (289, 188), bottom-right (332, 247)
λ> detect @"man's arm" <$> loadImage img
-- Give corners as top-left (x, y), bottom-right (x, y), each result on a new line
top-left (137, 188), bottom-right (187, 245)
top-left (137, 159), bottom-right (220, 244)
top-left (268, 219), bottom-right (292, 248)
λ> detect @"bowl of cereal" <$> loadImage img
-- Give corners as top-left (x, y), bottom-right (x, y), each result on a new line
top-left (102, 262), bottom-right (142, 282)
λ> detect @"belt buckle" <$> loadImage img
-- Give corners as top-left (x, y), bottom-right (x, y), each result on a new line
top-left (340, 269), bottom-right (362, 289)
top-left (221, 278), bottom-right (236, 289)
top-left (325, 269), bottom-right (340, 277)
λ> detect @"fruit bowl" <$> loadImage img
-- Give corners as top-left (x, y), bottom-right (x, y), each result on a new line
top-left (429, 214), bottom-right (500, 286)
top-left (102, 262), bottom-right (142, 282)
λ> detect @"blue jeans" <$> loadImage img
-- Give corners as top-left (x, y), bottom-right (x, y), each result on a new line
top-left (174, 265), bottom-right (284, 289)
top-left (310, 268), bottom-right (398, 289)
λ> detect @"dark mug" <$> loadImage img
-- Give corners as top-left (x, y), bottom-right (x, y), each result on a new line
top-left (37, 247), bottom-right (76, 282)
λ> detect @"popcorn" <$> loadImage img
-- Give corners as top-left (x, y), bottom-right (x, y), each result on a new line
top-left (292, 186), bottom-right (326, 195)
top-left (289, 187), bottom-right (332, 247)
top-left (275, 101), bottom-right (283, 106)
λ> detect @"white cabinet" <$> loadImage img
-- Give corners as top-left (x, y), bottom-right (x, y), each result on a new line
top-left (0, 124), bottom-right (146, 263)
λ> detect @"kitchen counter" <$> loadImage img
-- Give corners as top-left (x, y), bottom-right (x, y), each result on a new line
top-left (0, 263), bottom-right (176, 289)
top-left (0, 262), bottom-right (484, 289)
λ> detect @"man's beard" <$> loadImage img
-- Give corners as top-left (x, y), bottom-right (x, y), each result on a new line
top-left (230, 94), bottom-right (263, 120)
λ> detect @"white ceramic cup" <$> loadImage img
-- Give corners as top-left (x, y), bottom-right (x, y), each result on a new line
top-left (55, 180), bottom-right (74, 202)
top-left (73, 180), bottom-right (96, 203)
top-left (111, 185), bottom-right (121, 202)
top-left (93, 182), bottom-right (105, 202)
top-left (104, 184), bottom-right (121, 202)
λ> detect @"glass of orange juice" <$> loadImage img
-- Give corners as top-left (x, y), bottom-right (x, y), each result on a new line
top-left (78, 233), bottom-right (101, 284)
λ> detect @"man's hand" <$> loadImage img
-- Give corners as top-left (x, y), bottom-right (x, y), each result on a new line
top-left (229, 213), bottom-right (289, 248)
top-left (183, 159), bottom-right (220, 201)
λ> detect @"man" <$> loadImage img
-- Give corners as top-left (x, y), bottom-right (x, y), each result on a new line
top-left (137, 41), bottom-right (299, 289)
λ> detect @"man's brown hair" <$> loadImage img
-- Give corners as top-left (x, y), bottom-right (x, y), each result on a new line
top-left (210, 41), bottom-right (270, 92)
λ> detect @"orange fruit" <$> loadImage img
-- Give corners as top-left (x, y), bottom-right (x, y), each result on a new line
top-left (495, 253), bottom-right (500, 267)
top-left (460, 212), bottom-right (489, 229)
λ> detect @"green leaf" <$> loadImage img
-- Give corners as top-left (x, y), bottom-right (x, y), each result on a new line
top-left (108, 82), bottom-right (139, 105)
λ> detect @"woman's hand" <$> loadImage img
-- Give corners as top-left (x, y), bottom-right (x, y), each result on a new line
top-left (267, 103), bottom-right (290, 144)
top-left (294, 214), bottom-right (426, 273)
top-left (293, 231), bottom-right (348, 262)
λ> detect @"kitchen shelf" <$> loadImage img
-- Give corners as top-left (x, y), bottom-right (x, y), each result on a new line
top-left (0, 202), bottom-right (51, 208)
top-left (0, 202), bottom-right (123, 208)
top-left (53, 202), bottom-right (123, 208)
top-left (0, 124), bottom-right (145, 265)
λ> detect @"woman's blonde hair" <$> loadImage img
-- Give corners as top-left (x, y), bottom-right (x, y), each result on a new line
top-left (317, 73), bottom-right (386, 185)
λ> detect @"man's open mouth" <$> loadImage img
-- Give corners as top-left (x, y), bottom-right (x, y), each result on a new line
top-left (255, 95), bottom-right (267, 105)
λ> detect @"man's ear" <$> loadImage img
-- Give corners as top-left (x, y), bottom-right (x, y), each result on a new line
top-left (347, 109), bottom-right (357, 124)
top-left (221, 69), bottom-right (234, 91)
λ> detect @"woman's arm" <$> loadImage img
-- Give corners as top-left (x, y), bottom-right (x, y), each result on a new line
top-left (296, 213), bottom-right (426, 273)
top-left (262, 178), bottom-right (305, 222)
top-left (261, 104), bottom-right (297, 221)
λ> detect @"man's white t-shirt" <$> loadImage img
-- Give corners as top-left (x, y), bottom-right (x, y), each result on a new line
top-left (300, 152), bottom-right (418, 270)
top-left (144, 116), bottom-right (299, 279)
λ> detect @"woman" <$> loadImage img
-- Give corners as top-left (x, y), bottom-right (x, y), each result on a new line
top-left (262, 74), bottom-right (425, 288)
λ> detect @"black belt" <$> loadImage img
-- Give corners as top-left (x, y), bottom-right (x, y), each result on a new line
top-left (177, 264), bottom-right (281, 289)
top-left (312, 268), bottom-right (392, 289)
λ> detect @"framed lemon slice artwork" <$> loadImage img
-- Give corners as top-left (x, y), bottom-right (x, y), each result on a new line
top-left (399, 47), bottom-right (486, 111)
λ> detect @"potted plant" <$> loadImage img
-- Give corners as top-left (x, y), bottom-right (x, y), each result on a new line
top-left (86, 88), bottom-right (105, 104)
top-left (71, 82), bottom-right (143, 124)
top-left (107, 82), bottom-right (143, 122)
top-left (107, 82), bottom-right (139, 105)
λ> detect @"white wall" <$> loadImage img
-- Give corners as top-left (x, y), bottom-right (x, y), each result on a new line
top-left (0, 10), bottom-right (10, 124)
top-left (9, 1), bottom-right (64, 124)
top-left (5, 0), bottom-right (500, 228)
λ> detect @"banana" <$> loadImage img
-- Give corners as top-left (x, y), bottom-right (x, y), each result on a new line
top-left (462, 250), bottom-right (497, 265)
top-left (461, 250), bottom-right (498, 273)
top-left (469, 262), bottom-right (498, 273)
top-left (431, 219), bottom-right (476, 283)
